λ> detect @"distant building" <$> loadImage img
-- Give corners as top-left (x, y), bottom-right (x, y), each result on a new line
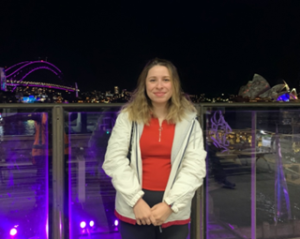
top-left (0, 67), bottom-right (6, 91)
top-left (114, 86), bottom-right (119, 94)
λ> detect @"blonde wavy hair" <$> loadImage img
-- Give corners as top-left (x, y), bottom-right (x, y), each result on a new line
top-left (122, 58), bottom-right (196, 124)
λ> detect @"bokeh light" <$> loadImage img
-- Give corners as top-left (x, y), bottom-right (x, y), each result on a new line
top-left (89, 220), bottom-right (95, 227)
top-left (114, 220), bottom-right (119, 226)
top-left (10, 228), bottom-right (17, 236)
top-left (80, 221), bottom-right (86, 229)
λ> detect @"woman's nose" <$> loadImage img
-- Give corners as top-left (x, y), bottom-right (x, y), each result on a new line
top-left (156, 80), bottom-right (163, 88)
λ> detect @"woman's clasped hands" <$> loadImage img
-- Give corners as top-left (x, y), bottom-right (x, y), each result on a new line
top-left (133, 198), bottom-right (173, 226)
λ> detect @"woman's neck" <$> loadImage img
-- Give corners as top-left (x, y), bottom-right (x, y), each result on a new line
top-left (152, 104), bottom-right (168, 125)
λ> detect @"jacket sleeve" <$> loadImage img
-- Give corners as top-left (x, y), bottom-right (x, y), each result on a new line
top-left (164, 120), bottom-right (206, 213)
top-left (102, 111), bottom-right (144, 207)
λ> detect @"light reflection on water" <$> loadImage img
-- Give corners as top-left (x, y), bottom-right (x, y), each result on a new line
top-left (0, 125), bottom-right (3, 141)
top-left (2, 120), bottom-right (35, 136)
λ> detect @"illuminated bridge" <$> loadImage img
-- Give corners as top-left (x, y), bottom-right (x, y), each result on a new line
top-left (6, 80), bottom-right (77, 92)
top-left (2, 61), bottom-right (79, 94)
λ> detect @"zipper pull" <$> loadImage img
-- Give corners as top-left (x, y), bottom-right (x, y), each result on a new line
top-left (159, 226), bottom-right (162, 233)
top-left (159, 126), bottom-right (163, 142)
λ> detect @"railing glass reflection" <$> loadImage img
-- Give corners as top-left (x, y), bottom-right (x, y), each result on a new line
top-left (67, 108), bottom-right (121, 239)
top-left (204, 107), bottom-right (300, 239)
top-left (0, 110), bottom-right (50, 239)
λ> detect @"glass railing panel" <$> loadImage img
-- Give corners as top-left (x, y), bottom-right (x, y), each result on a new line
top-left (204, 107), bottom-right (254, 239)
top-left (0, 109), bottom-right (51, 239)
top-left (255, 108), bottom-right (300, 239)
top-left (204, 106), bottom-right (300, 239)
top-left (67, 107), bottom-right (121, 239)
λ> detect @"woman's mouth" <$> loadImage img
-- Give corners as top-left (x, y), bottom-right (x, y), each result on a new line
top-left (154, 92), bottom-right (165, 97)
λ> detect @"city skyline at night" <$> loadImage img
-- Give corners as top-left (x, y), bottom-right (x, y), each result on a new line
top-left (1, 1), bottom-right (300, 96)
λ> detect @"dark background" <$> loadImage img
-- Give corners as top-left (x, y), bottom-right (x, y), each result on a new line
top-left (1, 0), bottom-right (300, 96)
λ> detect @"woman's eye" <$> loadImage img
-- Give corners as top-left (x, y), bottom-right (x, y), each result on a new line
top-left (164, 79), bottom-right (170, 81)
top-left (150, 79), bottom-right (156, 82)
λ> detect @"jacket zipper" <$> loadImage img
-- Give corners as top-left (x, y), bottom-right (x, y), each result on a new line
top-left (170, 119), bottom-right (196, 189)
top-left (135, 122), bottom-right (141, 184)
top-left (158, 125), bottom-right (163, 142)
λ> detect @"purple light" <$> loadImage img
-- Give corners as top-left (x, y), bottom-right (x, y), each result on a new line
top-left (80, 221), bottom-right (86, 229)
top-left (46, 218), bottom-right (49, 239)
top-left (10, 66), bottom-right (59, 92)
top-left (228, 224), bottom-right (234, 230)
top-left (5, 61), bottom-right (29, 72)
top-left (60, 212), bottom-right (62, 237)
top-left (19, 66), bottom-right (58, 82)
top-left (6, 61), bottom-right (62, 78)
top-left (6, 82), bottom-right (75, 92)
top-left (89, 220), bottom-right (95, 227)
top-left (10, 228), bottom-right (17, 236)
top-left (210, 110), bottom-right (232, 152)
top-left (114, 220), bottom-right (119, 226)
top-left (5, 61), bottom-right (74, 93)
top-left (9, 66), bottom-right (71, 92)
top-left (274, 125), bottom-right (291, 223)
top-left (25, 84), bottom-right (74, 91)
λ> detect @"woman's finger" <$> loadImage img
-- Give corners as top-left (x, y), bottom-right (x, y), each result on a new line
top-left (150, 215), bottom-right (157, 226)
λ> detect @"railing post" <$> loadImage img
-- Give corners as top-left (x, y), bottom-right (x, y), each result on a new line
top-left (190, 104), bottom-right (205, 239)
top-left (191, 186), bottom-right (204, 239)
top-left (52, 106), bottom-right (67, 239)
top-left (251, 111), bottom-right (257, 239)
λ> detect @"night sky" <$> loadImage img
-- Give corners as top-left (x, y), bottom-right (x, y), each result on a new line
top-left (1, 0), bottom-right (300, 96)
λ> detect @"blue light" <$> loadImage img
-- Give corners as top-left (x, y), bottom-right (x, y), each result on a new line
top-left (277, 93), bottom-right (289, 102)
top-left (22, 95), bottom-right (37, 103)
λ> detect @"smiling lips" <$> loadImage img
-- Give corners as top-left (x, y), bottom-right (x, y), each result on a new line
top-left (154, 92), bottom-right (166, 97)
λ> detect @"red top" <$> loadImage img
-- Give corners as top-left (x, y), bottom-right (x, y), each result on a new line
top-left (140, 117), bottom-right (175, 191)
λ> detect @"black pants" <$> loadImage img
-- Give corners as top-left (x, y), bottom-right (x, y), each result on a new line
top-left (119, 190), bottom-right (189, 239)
top-left (119, 221), bottom-right (189, 239)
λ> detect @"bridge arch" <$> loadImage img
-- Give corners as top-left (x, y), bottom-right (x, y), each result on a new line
top-left (5, 61), bottom-right (63, 83)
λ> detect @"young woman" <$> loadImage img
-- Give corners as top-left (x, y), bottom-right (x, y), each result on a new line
top-left (102, 58), bottom-right (206, 239)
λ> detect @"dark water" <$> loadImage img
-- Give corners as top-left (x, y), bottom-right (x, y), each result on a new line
top-left (0, 120), bottom-right (35, 136)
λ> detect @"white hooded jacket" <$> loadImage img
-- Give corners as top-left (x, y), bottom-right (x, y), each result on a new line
top-left (102, 110), bottom-right (206, 227)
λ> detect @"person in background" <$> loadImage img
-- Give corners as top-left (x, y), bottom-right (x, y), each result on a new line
top-left (102, 58), bottom-right (206, 239)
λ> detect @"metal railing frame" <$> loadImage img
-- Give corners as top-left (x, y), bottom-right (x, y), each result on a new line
top-left (1, 102), bottom-right (300, 239)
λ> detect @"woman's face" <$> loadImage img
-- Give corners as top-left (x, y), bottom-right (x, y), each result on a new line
top-left (145, 65), bottom-right (173, 108)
